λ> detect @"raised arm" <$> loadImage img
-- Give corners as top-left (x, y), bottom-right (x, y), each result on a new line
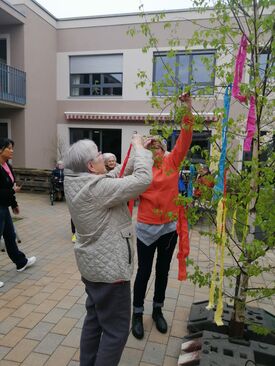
top-left (166, 94), bottom-right (194, 170)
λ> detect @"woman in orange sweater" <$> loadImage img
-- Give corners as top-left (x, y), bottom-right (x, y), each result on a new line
top-left (132, 94), bottom-right (193, 339)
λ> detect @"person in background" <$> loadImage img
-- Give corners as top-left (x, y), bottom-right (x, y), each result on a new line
top-left (51, 160), bottom-right (64, 201)
top-left (132, 93), bottom-right (193, 340)
top-left (0, 138), bottom-right (36, 288)
top-left (103, 153), bottom-right (118, 172)
top-left (193, 164), bottom-right (215, 199)
top-left (64, 134), bottom-right (152, 366)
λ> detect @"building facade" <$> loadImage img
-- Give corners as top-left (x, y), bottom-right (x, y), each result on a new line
top-left (1, 0), bottom-right (271, 169)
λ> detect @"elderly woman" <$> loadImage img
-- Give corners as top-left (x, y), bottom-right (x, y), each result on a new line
top-left (0, 138), bottom-right (36, 288)
top-left (102, 152), bottom-right (118, 172)
top-left (64, 134), bottom-right (152, 366)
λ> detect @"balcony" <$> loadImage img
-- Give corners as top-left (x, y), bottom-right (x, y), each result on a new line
top-left (0, 62), bottom-right (26, 107)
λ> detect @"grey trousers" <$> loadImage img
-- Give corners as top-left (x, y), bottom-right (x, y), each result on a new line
top-left (80, 278), bottom-right (131, 366)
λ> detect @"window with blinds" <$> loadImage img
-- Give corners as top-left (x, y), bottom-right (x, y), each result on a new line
top-left (69, 54), bottom-right (123, 97)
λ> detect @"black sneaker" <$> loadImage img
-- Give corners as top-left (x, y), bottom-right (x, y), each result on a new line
top-left (132, 313), bottom-right (144, 339)
top-left (152, 307), bottom-right (167, 334)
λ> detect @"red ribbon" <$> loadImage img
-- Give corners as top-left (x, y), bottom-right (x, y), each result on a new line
top-left (119, 144), bottom-right (134, 215)
top-left (176, 207), bottom-right (189, 281)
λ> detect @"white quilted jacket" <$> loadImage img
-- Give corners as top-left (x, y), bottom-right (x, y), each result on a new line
top-left (64, 148), bottom-right (152, 283)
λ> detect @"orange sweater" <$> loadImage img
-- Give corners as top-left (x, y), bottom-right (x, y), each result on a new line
top-left (137, 116), bottom-right (193, 224)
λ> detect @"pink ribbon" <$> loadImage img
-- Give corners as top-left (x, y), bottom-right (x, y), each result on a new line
top-left (244, 96), bottom-right (256, 152)
top-left (232, 34), bottom-right (256, 152)
top-left (232, 35), bottom-right (248, 103)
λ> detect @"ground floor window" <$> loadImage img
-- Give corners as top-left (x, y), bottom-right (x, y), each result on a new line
top-left (163, 130), bottom-right (211, 164)
top-left (69, 128), bottom-right (122, 163)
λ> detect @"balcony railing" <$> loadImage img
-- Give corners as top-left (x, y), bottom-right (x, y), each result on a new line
top-left (0, 62), bottom-right (26, 105)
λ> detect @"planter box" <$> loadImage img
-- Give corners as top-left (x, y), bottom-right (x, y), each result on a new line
top-left (178, 330), bottom-right (275, 366)
top-left (187, 301), bottom-right (275, 344)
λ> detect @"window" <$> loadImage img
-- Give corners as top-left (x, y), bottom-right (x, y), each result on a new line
top-left (0, 122), bottom-right (8, 138)
top-left (0, 39), bottom-right (7, 64)
top-left (153, 51), bottom-right (215, 95)
top-left (70, 55), bottom-right (123, 97)
top-left (69, 128), bottom-right (122, 162)
top-left (155, 130), bottom-right (211, 163)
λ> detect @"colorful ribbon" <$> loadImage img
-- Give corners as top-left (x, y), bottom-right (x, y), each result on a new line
top-left (243, 96), bottom-right (256, 152)
top-left (232, 35), bottom-right (248, 103)
top-left (214, 85), bottom-right (231, 199)
top-left (232, 34), bottom-right (256, 153)
top-left (119, 144), bottom-right (134, 215)
top-left (207, 170), bottom-right (228, 326)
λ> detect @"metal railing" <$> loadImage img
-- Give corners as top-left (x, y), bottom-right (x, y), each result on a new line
top-left (0, 62), bottom-right (26, 105)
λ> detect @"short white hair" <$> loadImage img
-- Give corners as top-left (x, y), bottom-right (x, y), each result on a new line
top-left (103, 153), bottom-right (117, 163)
top-left (64, 139), bottom-right (98, 173)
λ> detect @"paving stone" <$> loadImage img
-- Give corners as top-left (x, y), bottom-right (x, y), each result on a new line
top-left (0, 360), bottom-right (20, 365)
top-left (11, 303), bottom-right (37, 319)
top-left (65, 304), bottom-right (86, 319)
top-left (61, 327), bottom-right (81, 348)
top-left (4, 338), bottom-right (38, 363)
top-left (0, 327), bottom-right (29, 348)
top-left (163, 356), bottom-right (178, 366)
top-left (26, 322), bottom-right (54, 341)
top-left (166, 336), bottom-right (182, 357)
top-left (43, 345), bottom-right (76, 366)
top-left (142, 341), bottom-right (166, 365)
top-left (5, 296), bottom-right (29, 309)
top-left (119, 347), bottom-right (143, 366)
top-left (0, 317), bottom-right (21, 335)
top-left (42, 307), bottom-right (67, 323)
top-left (34, 333), bottom-right (65, 355)
top-left (51, 317), bottom-right (78, 335)
top-left (17, 312), bottom-right (45, 329)
top-left (34, 300), bottom-right (58, 314)
top-left (57, 296), bottom-right (79, 309)
top-left (21, 352), bottom-right (49, 365)
top-left (0, 346), bottom-right (11, 360)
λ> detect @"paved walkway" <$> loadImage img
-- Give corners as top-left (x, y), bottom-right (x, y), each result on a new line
top-left (0, 193), bottom-right (274, 366)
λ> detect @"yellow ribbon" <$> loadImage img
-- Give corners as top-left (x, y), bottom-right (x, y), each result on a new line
top-left (231, 208), bottom-right (237, 237)
top-left (207, 197), bottom-right (227, 326)
top-left (214, 201), bottom-right (227, 326)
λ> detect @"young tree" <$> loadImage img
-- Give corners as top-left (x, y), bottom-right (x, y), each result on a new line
top-left (128, 0), bottom-right (274, 338)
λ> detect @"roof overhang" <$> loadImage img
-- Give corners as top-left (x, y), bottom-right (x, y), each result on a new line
top-left (0, 0), bottom-right (25, 25)
top-left (64, 112), bottom-right (219, 123)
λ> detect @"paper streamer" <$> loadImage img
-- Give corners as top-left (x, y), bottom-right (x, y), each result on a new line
top-left (214, 85), bottom-right (232, 199)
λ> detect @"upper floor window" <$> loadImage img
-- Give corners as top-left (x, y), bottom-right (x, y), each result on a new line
top-left (153, 51), bottom-right (215, 95)
top-left (70, 54), bottom-right (123, 97)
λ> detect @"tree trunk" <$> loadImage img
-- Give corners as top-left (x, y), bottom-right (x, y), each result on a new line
top-left (230, 272), bottom-right (249, 338)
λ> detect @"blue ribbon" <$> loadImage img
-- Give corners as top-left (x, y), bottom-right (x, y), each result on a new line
top-left (188, 164), bottom-right (195, 198)
top-left (214, 84), bottom-right (232, 199)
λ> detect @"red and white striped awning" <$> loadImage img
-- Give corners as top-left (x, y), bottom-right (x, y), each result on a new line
top-left (64, 112), bottom-right (219, 122)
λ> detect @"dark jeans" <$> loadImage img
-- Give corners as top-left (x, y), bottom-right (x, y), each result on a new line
top-left (0, 206), bottom-right (27, 269)
top-left (133, 230), bottom-right (178, 311)
top-left (80, 278), bottom-right (131, 366)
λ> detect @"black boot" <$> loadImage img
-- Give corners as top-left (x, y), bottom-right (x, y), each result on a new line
top-left (152, 307), bottom-right (167, 334)
top-left (132, 313), bottom-right (144, 339)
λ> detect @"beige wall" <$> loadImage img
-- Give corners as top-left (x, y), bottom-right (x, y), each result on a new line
top-left (22, 6), bottom-right (57, 169)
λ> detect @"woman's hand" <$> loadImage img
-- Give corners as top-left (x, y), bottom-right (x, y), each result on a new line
top-left (179, 93), bottom-right (192, 111)
top-left (131, 133), bottom-right (144, 148)
top-left (13, 183), bottom-right (21, 193)
top-left (12, 206), bottom-right (20, 215)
